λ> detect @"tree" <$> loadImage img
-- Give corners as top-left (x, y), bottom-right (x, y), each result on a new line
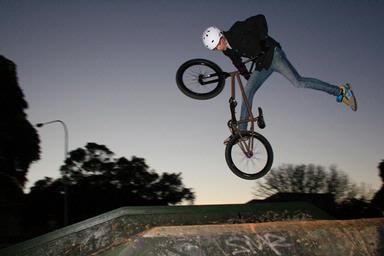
top-left (27, 143), bottom-right (195, 226)
top-left (253, 164), bottom-right (372, 202)
top-left (371, 159), bottom-right (384, 213)
top-left (0, 56), bottom-right (41, 247)
top-left (24, 177), bottom-right (67, 233)
top-left (0, 55), bottom-right (40, 188)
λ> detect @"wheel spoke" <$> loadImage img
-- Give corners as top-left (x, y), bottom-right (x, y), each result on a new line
top-left (230, 134), bottom-right (270, 176)
top-left (181, 64), bottom-right (219, 95)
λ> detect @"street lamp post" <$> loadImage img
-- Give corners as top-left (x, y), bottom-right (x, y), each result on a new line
top-left (36, 120), bottom-right (69, 226)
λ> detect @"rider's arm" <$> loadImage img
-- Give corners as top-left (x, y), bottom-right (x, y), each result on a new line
top-left (244, 14), bottom-right (268, 40)
top-left (245, 14), bottom-right (273, 52)
top-left (223, 50), bottom-right (250, 80)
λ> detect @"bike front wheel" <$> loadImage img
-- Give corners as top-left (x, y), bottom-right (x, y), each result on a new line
top-left (225, 131), bottom-right (273, 180)
top-left (175, 59), bottom-right (226, 100)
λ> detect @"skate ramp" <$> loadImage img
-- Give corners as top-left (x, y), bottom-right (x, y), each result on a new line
top-left (118, 218), bottom-right (384, 256)
top-left (0, 202), bottom-right (332, 256)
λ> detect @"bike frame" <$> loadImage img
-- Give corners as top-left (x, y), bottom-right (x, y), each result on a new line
top-left (227, 71), bottom-right (259, 155)
top-left (228, 72), bottom-right (257, 130)
top-left (177, 57), bottom-right (273, 177)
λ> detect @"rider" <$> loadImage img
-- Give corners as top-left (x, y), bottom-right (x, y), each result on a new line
top-left (202, 15), bottom-right (357, 143)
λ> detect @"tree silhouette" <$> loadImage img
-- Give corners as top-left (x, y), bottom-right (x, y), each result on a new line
top-left (371, 160), bottom-right (384, 213)
top-left (0, 55), bottom-right (40, 188)
top-left (0, 55), bottom-right (41, 247)
top-left (27, 143), bottom-right (195, 228)
top-left (24, 177), bottom-right (66, 234)
top-left (253, 164), bottom-right (372, 202)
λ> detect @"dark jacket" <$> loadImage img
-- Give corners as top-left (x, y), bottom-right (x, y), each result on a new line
top-left (222, 15), bottom-right (280, 78)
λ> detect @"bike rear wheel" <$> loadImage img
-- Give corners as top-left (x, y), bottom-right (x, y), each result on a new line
top-left (225, 131), bottom-right (273, 180)
top-left (175, 59), bottom-right (225, 100)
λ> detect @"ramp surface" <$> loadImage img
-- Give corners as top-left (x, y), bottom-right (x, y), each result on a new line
top-left (118, 218), bottom-right (384, 256)
top-left (0, 202), bottom-right (334, 256)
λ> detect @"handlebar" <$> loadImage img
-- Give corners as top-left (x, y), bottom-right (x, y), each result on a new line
top-left (242, 56), bottom-right (258, 64)
top-left (200, 56), bottom-right (259, 82)
top-left (223, 56), bottom-right (259, 79)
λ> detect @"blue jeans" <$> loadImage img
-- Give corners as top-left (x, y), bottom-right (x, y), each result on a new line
top-left (239, 47), bottom-right (341, 130)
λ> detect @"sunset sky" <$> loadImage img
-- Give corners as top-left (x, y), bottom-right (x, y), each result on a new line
top-left (1, 0), bottom-right (383, 204)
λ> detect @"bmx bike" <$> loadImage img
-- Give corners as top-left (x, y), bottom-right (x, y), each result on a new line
top-left (175, 58), bottom-right (273, 180)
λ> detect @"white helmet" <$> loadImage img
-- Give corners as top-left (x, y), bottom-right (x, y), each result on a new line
top-left (202, 26), bottom-right (222, 50)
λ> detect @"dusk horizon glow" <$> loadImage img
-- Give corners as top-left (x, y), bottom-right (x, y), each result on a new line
top-left (1, 0), bottom-right (383, 204)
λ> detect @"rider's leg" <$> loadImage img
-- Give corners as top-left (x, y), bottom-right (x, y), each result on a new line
top-left (271, 47), bottom-right (341, 96)
top-left (239, 68), bottom-right (273, 131)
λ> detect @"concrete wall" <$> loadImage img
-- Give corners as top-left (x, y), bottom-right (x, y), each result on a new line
top-left (120, 218), bottom-right (384, 256)
top-left (0, 202), bottom-right (331, 256)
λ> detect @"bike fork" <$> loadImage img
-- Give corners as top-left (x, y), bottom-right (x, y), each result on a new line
top-left (237, 136), bottom-right (254, 158)
top-left (227, 72), bottom-right (257, 156)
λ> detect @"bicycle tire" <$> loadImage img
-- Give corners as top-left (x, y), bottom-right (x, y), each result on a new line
top-left (225, 131), bottom-right (273, 180)
top-left (175, 59), bottom-right (225, 100)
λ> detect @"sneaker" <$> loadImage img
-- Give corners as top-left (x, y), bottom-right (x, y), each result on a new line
top-left (337, 83), bottom-right (357, 111)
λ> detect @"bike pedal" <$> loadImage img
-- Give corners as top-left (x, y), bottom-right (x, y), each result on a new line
top-left (257, 119), bottom-right (266, 129)
top-left (258, 107), bottom-right (263, 116)
top-left (257, 107), bottom-right (265, 129)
